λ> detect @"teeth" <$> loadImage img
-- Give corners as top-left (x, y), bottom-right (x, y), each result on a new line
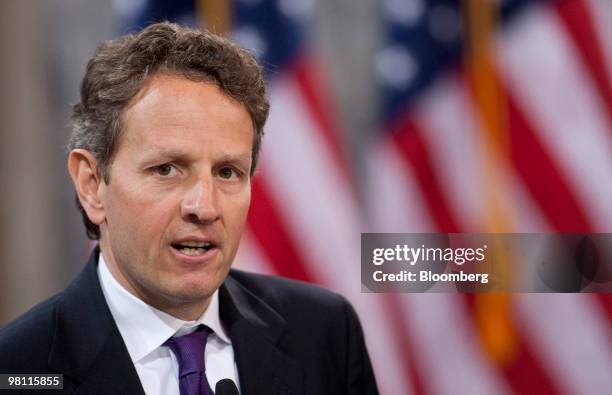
top-left (179, 247), bottom-right (206, 256)
top-left (179, 241), bottom-right (212, 248)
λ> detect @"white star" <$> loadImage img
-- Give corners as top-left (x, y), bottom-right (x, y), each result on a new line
top-left (382, 0), bottom-right (425, 27)
top-left (278, 0), bottom-right (316, 22)
top-left (232, 26), bottom-right (267, 59)
top-left (375, 45), bottom-right (418, 89)
top-left (112, 0), bottom-right (147, 20)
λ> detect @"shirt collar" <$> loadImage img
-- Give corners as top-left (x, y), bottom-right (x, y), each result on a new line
top-left (97, 252), bottom-right (231, 363)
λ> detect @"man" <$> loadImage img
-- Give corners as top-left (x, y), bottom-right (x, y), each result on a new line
top-left (0, 22), bottom-right (378, 395)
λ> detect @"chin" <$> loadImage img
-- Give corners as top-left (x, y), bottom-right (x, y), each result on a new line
top-left (157, 265), bottom-right (229, 302)
top-left (168, 280), bottom-right (219, 301)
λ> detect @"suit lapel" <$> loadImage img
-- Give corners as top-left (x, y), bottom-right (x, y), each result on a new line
top-left (48, 247), bottom-right (145, 395)
top-left (71, 332), bottom-right (145, 395)
top-left (221, 274), bottom-right (304, 395)
top-left (48, 250), bottom-right (304, 394)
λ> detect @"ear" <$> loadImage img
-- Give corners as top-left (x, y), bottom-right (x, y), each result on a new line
top-left (67, 149), bottom-right (106, 226)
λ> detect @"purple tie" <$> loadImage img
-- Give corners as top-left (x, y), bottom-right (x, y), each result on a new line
top-left (164, 326), bottom-right (215, 395)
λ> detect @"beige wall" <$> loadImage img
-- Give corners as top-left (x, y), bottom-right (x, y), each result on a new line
top-left (0, 0), bottom-right (115, 323)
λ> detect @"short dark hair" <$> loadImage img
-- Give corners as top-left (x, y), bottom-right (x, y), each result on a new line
top-left (68, 22), bottom-right (269, 240)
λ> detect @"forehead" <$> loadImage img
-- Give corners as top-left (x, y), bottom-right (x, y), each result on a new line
top-left (118, 73), bottom-right (253, 154)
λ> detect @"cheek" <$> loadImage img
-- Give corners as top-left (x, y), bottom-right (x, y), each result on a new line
top-left (106, 185), bottom-right (172, 236)
top-left (224, 192), bottom-right (251, 236)
top-left (107, 188), bottom-right (144, 231)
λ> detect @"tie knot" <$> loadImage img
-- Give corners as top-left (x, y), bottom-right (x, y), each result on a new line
top-left (164, 326), bottom-right (210, 378)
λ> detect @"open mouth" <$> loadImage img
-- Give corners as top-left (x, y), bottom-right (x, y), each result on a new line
top-left (171, 241), bottom-right (215, 256)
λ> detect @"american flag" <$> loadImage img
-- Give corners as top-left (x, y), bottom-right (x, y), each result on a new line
top-left (120, 0), bottom-right (612, 393)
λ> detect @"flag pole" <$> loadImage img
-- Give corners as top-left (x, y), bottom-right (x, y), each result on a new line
top-left (463, 0), bottom-right (518, 366)
top-left (196, 0), bottom-right (231, 35)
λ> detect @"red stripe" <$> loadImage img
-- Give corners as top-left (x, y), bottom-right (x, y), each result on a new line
top-left (496, 86), bottom-right (594, 393)
top-left (391, 116), bottom-right (461, 232)
top-left (537, 0), bottom-right (612, 354)
top-left (595, 295), bottom-right (612, 324)
top-left (507, 93), bottom-right (593, 231)
top-left (249, 177), bottom-right (423, 393)
top-left (247, 176), bottom-right (313, 282)
top-left (554, 0), bottom-right (612, 134)
top-left (253, 64), bottom-right (423, 392)
top-left (289, 58), bottom-right (428, 392)
top-left (458, 57), bottom-right (592, 231)
top-left (383, 295), bottom-right (427, 395)
top-left (553, 0), bottom-right (612, 364)
top-left (463, 295), bottom-right (564, 395)
top-left (291, 55), bottom-right (353, 182)
top-left (457, 66), bottom-right (585, 393)
top-left (503, 338), bottom-right (565, 395)
top-left (294, 61), bottom-right (426, 393)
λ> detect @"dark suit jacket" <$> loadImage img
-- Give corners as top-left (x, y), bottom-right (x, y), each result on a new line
top-left (0, 248), bottom-right (378, 394)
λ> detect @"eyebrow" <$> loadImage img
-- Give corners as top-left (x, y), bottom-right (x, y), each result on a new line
top-left (139, 148), bottom-right (191, 164)
top-left (140, 149), bottom-right (252, 166)
top-left (216, 153), bottom-right (252, 164)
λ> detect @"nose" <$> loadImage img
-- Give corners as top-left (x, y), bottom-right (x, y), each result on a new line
top-left (180, 177), bottom-right (220, 225)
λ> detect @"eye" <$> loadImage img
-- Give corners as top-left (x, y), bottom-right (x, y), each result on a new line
top-left (218, 167), bottom-right (240, 180)
top-left (154, 163), bottom-right (177, 177)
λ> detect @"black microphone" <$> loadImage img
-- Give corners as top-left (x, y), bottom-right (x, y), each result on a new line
top-left (215, 378), bottom-right (240, 395)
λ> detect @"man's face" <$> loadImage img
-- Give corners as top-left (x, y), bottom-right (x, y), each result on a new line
top-left (97, 73), bottom-right (253, 316)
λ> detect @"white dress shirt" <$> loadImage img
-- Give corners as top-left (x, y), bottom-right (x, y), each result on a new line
top-left (97, 254), bottom-right (240, 394)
